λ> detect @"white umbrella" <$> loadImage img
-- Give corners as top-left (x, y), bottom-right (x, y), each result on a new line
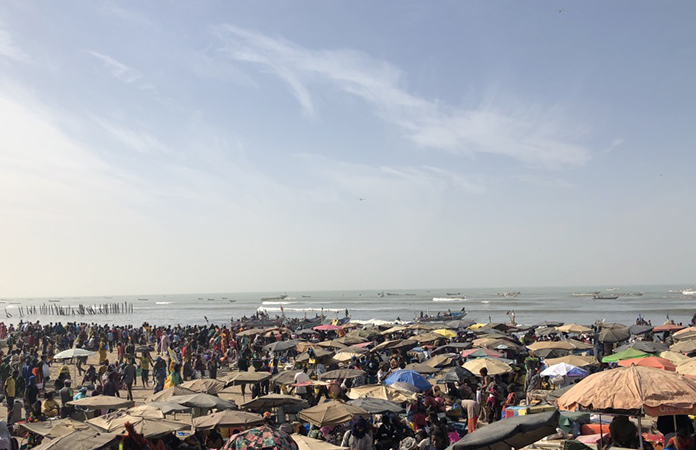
top-left (54, 348), bottom-right (95, 359)
top-left (540, 363), bottom-right (587, 378)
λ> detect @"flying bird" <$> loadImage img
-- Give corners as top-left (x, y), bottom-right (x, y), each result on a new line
top-left (558, 7), bottom-right (565, 13)
top-left (358, 198), bottom-right (365, 201)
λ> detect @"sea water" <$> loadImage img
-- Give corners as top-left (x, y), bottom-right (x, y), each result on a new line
top-left (1, 285), bottom-right (694, 328)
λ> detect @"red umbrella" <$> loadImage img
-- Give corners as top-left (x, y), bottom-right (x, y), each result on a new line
top-left (313, 324), bottom-right (343, 331)
top-left (618, 356), bottom-right (676, 372)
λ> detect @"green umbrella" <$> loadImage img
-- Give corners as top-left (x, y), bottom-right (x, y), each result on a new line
top-left (601, 348), bottom-right (650, 363)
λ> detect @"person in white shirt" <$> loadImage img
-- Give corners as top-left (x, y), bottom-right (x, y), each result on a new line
top-left (294, 367), bottom-right (311, 399)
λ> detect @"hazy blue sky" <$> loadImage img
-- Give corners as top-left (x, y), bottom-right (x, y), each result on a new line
top-left (1, 1), bottom-right (694, 297)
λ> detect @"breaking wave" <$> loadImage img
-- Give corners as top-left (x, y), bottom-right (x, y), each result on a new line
top-left (432, 297), bottom-right (466, 302)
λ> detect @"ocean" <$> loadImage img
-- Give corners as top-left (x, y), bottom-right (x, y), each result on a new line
top-left (2, 285), bottom-right (695, 329)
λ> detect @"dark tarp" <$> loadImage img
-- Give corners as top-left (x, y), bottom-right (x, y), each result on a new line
top-left (614, 341), bottom-right (668, 354)
top-left (447, 410), bottom-right (560, 450)
top-left (347, 398), bottom-right (404, 414)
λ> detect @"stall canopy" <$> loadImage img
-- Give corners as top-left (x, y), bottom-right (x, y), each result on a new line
top-left (298, 400), bottom-right (369, 427)
top-left (557, 365), bottom-right (696, 416)
top-left (447, 410), bottom-right (560, 450)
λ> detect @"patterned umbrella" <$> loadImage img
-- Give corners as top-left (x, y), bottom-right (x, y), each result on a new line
top-left (223, 425), bottom-right (299, 450)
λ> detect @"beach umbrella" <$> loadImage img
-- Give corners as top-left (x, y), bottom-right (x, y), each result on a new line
top-left (348, 328), bottom-right (380, 340)
top-left (618, 356), bottom-right (676, 371)
top-left (313, 324), bottom-right (343, 332)
top-left (272, 370), bottom-right (302, 386)
top-left (180, 378), bottom-right (226, 395)
top-left (661, 351), bottom-right (692, 364)
top-left (556, 324), bottom-right (593, 334)
top-left (557, 365), bottom-right (696, 415)
top-left (461, 348), bottom-right (504, 359)
top-left (615, 341), bottom-right (668, 354)
top-left (676, 358), bottom-right (696, 377)
top-left (193, 410), bottom-right (266, 430)
top-left (541, 363), bottom-right (587, 378)
top-left (598, 327), bottom-right (630, 343)
top-left (671, 340), bottom-right (696, 354)
top-left (319, 368), bottom-right (365, 380)
top-left (384, 369), bottom-right (432, 392)
top-left (347, 398), bottom-right (404, 414)
top-left (408, 324), bottom-right (436, 331)
top-left (413, 332), bottom-right (444, 343)
top-left (170, 393), bottom-right (235, 410)
top-left (146, 385), bottom-right (197, 403)
top-left (130, 402), bottom-right (191, 415)
top-left (543, 355), bottom-right (599, 368)
top-left (296, 348), bottom-right (335, 363)
top-left (654, 323), bottom-right (686, 333)
top-left (67, 395), bottom-right (134, 410)
top-left (404, 362), bottom-right (441, 374)
top-left (433, 343), bottom-right (472, 354)
top-left (437, 366), bottom-right (476, 384)
top-left (31, 429), bottom-right (120, 450)
top-left (88, 411), bottom-right (189, 438)
top-left (673, 327), bottom-right (696, 340)
top-left (527, 341), bottom-right (576, 352)
top-left (264, 340), bottom-right (299, 353)
top-left (463, 358), bottom-right (513, 377)
top-left (601, 348), bottom-right (650, 363)
top-left (445, 319), bottom-right (476, 329)
top-left (19, 418), bottom-right (100, 440)
top-left (381, 325), bottom-right (409, 335)
top-left (240, 394), bottom-right (305, 410)
top-left (53, 348), bottom-right (95, 359)
top-left (426, 353), bottom-right (460, 368)
top-left (346, 384), bottom-right (416, 402)
top-left (448, 410), bottom-right (560, 450)
top-left (434, 329), bottom-right (457, 338)
top-left (225, 371), bottom-right (273, 385)
top-left (334, 335), bottom-right (367, 346)
top-left (332, 352), bottom-right (364, 363)
top-left (629, 324), bottom-right (654, 335)
top-left (298, 400), bottom-right (369, 427)
top-left (600, 322), bottom-right (628, 330)
top-left (532, 348), bottom-right (569, 359)
top-left (292, 434), bottom-right (348, 450)
top-left (535, 327), bottom-right (559, 337)
top-left (223, 425), bottom-right (299, 450)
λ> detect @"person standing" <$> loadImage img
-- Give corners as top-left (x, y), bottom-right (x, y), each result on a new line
top-left (3, 370), bottom-right (16, 418)
top-left (139, 352), bottom-right (153, 387)
top-left (122, 359), bottom-right (136, 401)
top-left (59, 379), bottom-right (74, 419)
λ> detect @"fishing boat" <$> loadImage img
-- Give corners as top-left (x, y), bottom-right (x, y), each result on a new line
top-left (593, 294), bottom-right (619, 300)
top-left (683, 289), bottom-right (696, 296)
top-left (48, 299), bottom-right (60, 303)
top-left (138, 298), bottom-right (148, 301)
top-left (446, 293), bottom-right (461, 296)
top-left (207, 298), bottom-right (215, 301)
top-left (386, 293), bottom-right (400, 296)
top-left (261, 294), bottom-right (288, 301)
top-left (377, 292), bottom-right (385, 297)
top-left (415, 311), bottom-right (467, 323)
top-left (228, 299), bottom-right (236, 303)
top-left (496, 291), bottom-right (520, 298)
top-left (302, 295), bottom-right (311, 298)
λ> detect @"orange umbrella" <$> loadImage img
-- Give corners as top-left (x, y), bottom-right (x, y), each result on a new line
top-left (557, 365), bottom-right (696, 416)
top-left (654, 323), bottom-right (686, 333)
top-left (618, 356), bottom-right (676, 372)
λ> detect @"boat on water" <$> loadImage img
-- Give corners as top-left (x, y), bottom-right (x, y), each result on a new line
top-left (302, 295), bottom-right (311, 298)
top-left (446, 293), bottom-right (461, 296)
top-left (607, 288), bottom-right (620, 291)
top-left (377, 292), bottom-right (385, 297)
top-left (261, 294), bottom-right (288, 302)
top-left (138, 298), bottom-right (148, 301)
top-left (683, 289), bottom-right (696, 296)
top-left (229, 299), bottom-right (236, 303)
top-left (48, 299), bottom-right (60, 303)
top-left (207, 298), bottom-right (215, 301)
top-left (572, 291), bottom-right (600, 297)
top-left (496, 291), bottom-right (520, 298)
top-left (386, 293), bottom-right (400, 296)
top-left (404, 293), bottom-right (416, 296)
top-left (416, 311), bottom-right (467, 323)
top-left (594, 294), bottom-right (619, 300)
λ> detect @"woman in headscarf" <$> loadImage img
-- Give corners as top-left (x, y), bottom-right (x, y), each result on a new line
top-left (341, 417), bottom-right (372, 450)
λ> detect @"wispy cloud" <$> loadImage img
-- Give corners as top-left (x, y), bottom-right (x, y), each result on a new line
top-left (214, 25), bottom-right (592, 168)
top-left (0, 27), bottom-right (30, 63)
top-left (95, 118), bottom-right (172, 154)
top-left (84, 50), bottom-right (141, 83)
top-left (604, 137), bottom-right (625, 153)
top-left (514, 174), bottom-right (574, 189)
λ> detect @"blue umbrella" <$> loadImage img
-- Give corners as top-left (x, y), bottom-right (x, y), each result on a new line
top-left (383, 369), bottom-right (432, 392)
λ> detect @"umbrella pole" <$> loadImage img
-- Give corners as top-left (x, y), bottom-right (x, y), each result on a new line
top-left (637, 415), bottom-right (644, 450)
top-left (673, 415), bottom-right (679, 450)
top-left (599, 414), bottom-right (604, 450)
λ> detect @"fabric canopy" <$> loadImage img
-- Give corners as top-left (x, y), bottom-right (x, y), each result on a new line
top-left (67, 395), bottom-right (134, 410)
top-left (601, 348), bottom-right (650, 363)
top-left (347, 398), bottom-right (404, 414)
top-left (292, 434), bottom-right (348, 450)
top-left (346, 384), bottom-right (416, 402)
top-left (463, 358), bottom-right (513, 377)
top-left (557, 365), bottom-right (696, 415)
top-left (193, 410), bottom-right (265, 430)
top-left (617, 356), bottom-right (676, 372)
top-left (298, 400), bottom-right (369, 427)
top-left (447, 410), bottom-right (560, 450)
top-left (383, 369), bottom-right (432, 392)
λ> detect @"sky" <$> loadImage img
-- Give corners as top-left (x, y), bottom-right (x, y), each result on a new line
top-left (1, 1), bottom-right (695, 297)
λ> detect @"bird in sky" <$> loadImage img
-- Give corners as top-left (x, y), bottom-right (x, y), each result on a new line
top-left (358, 198), bottom-right (365, 201)
top-left (558, 7), bottom-right (565, 13)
